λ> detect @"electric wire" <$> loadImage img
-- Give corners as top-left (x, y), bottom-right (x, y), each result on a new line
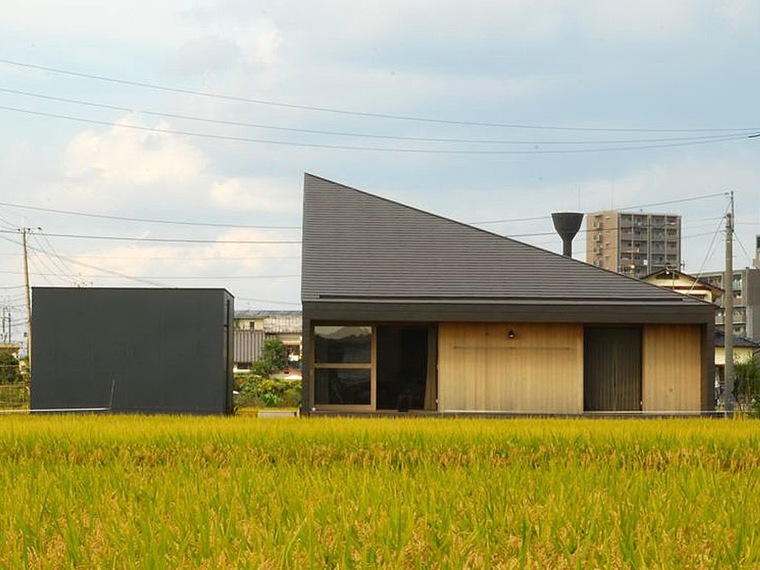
top-left (0, 192), bottom-right (732, 231)
top-left (0, 269), bottom-right (299, 280)
top-left (0, 199), bottom-right (300, 230)
top-left (0, 104), bottom-right (754, 155)
top-left (31, 231), bottom-right (81, 283)
top-left (2, 87), bottom-right (755, 146)
top-left (686, 207), bottom-right (731, 291)
top-left (2, 58), bottom-right (759, 134)
top-left (470, 192), bottom-right (727, 225)
top-left (734, 233), bottom-right (755, 267)
top-left (0, 229), bottom-right (300, 245)
top-left (0, 233), bottom-right (165, 287)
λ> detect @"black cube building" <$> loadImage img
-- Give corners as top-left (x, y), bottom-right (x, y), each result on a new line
top-left (31, 288), bottom-right (234, 414)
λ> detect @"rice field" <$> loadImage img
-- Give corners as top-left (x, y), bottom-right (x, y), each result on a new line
top-left (1, 415), bottom-right (759, 569)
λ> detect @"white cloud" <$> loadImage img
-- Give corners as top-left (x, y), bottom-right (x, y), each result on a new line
top-left (58, 114), bottom-right (208, 208)
top-left (205, 228), bottom-right (301, 271)
top-left (69, 227), bottom-right (300, 289)
top-left (1, 1), bottom-right (195, 47)
top-left (64, 115), bottom-right (207, 185)
top-left (209, 177), bottom-right (298, 213)
top-left (167, 35), bottom-right (241, 76)
top-left (239, 24), bottom-right (283, 66)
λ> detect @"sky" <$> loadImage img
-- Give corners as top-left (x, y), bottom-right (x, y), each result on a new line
top-left (1, 1), bottom-right (760, 345)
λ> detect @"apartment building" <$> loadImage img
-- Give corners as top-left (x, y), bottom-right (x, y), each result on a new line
top-left (586, 211), bottom-right (681, 279)
top-left (699, 268), bottom-right (760, 341)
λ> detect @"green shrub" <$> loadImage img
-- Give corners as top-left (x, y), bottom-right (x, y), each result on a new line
top-left (235, 374), bottom-right (302, 409)
top-left (250, 339), bottom-right (289, 377)
top-left (280, 385), bottom-right (302, 408)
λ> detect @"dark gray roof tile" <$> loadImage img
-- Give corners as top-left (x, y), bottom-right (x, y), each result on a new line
top-left (301, 174), bottom-right (709, 307)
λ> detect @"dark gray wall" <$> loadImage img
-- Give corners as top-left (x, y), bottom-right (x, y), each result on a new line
top-left (31, 288), bottom-right (234, 414)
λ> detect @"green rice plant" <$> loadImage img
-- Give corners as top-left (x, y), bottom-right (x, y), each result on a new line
top-left (1, 416), bottom-right (760, 568)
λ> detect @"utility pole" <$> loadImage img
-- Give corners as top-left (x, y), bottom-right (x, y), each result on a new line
top-left (724, 192), bottom-right (734, 414)
top-left (20, 228), bottom-right (32, 377)
top-left (1, 307), bottom-right (10, 343)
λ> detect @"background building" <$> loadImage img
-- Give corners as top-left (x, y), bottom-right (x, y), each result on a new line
top-left (233, 310), bottom-right (302, 373)
top-left (642, 268), bottom-right (722, 304)
top-left (586, 211), bottom-right (681, 278)
top-left (698, 268), bottom-right (760, 341)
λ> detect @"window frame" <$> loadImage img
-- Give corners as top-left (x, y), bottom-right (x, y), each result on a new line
top-left (311, 324), bottom-right (376, 411)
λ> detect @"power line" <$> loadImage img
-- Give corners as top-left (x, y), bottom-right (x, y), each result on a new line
top-left (0, 191), bottom-right (732, 234)
top-left (2, 104), bottom-right (754, 155)
top-left (2, 87), bottom-right (756, 146)
top-left (0, 270), bottom-right (299, 280)
top-left (32, 231), bottom-right (81, 283)
top-left (470, 215), bottom-right (551, 226)
top-left (472, 193), bottom-right (727, 226)
top-left (73, 254), bottom-right (300, 261)
top-left (0, 199), bottom-right (300, 230)
top-left (0, 229), bottom-right (300, 244)
top-left (2, 57), bottom-right (759, 134)
top-left (0, 233), bottom-right (166, 287)
top-left (615, 192), bottom-right (729, 211)
top-left (734, 232), bottom-right (755, 267)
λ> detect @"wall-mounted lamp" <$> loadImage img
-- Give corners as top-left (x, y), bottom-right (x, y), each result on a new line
top-left (507, 329), bottom-right (516, 340)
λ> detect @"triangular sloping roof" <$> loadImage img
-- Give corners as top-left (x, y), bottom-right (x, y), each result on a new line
top-left (642, 268), bottom-right (724, 294)
top-left (301, 174), bottom-right (709, 307)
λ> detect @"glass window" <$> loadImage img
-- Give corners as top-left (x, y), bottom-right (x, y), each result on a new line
top-left (314, 369), bottom-right (371, 405)
top-left (314, 326), bottom-right (372, 363)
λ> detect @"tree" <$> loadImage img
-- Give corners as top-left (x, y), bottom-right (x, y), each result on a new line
top-left (251, 338), bottom-right (289, 377)
top-left (0, 351), bottom-right (23, 384)
top-left (734, 356), bottom-right (760, 414)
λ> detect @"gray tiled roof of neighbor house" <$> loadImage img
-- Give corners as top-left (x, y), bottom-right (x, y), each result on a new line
top-left (302, 174), bottom-right (713, 308)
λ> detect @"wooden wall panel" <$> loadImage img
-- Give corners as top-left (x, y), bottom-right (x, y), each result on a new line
top-left (438, 323), bottom-right (583, 413)
top-left (642, 324), bottom-right (702, 412)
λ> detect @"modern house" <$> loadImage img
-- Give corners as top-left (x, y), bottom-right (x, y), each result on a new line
top-left (586, 210), bottom-right (681, 278)
top-left (32, 288), bottom-right (235, 414)
top-left (301, 174), bottom-right (715, 415)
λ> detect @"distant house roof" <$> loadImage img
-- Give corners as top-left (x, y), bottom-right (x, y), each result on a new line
top-left (642, 268), bottom-right (723, 301)
top-left (302, 174), bottom-right (712, 312)
top-left (714, 331), bottom-right (760, 349)
top-left (234, 310), bottom-right (302, 319)
top-left (234, 310), bottom-right (302, 334)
